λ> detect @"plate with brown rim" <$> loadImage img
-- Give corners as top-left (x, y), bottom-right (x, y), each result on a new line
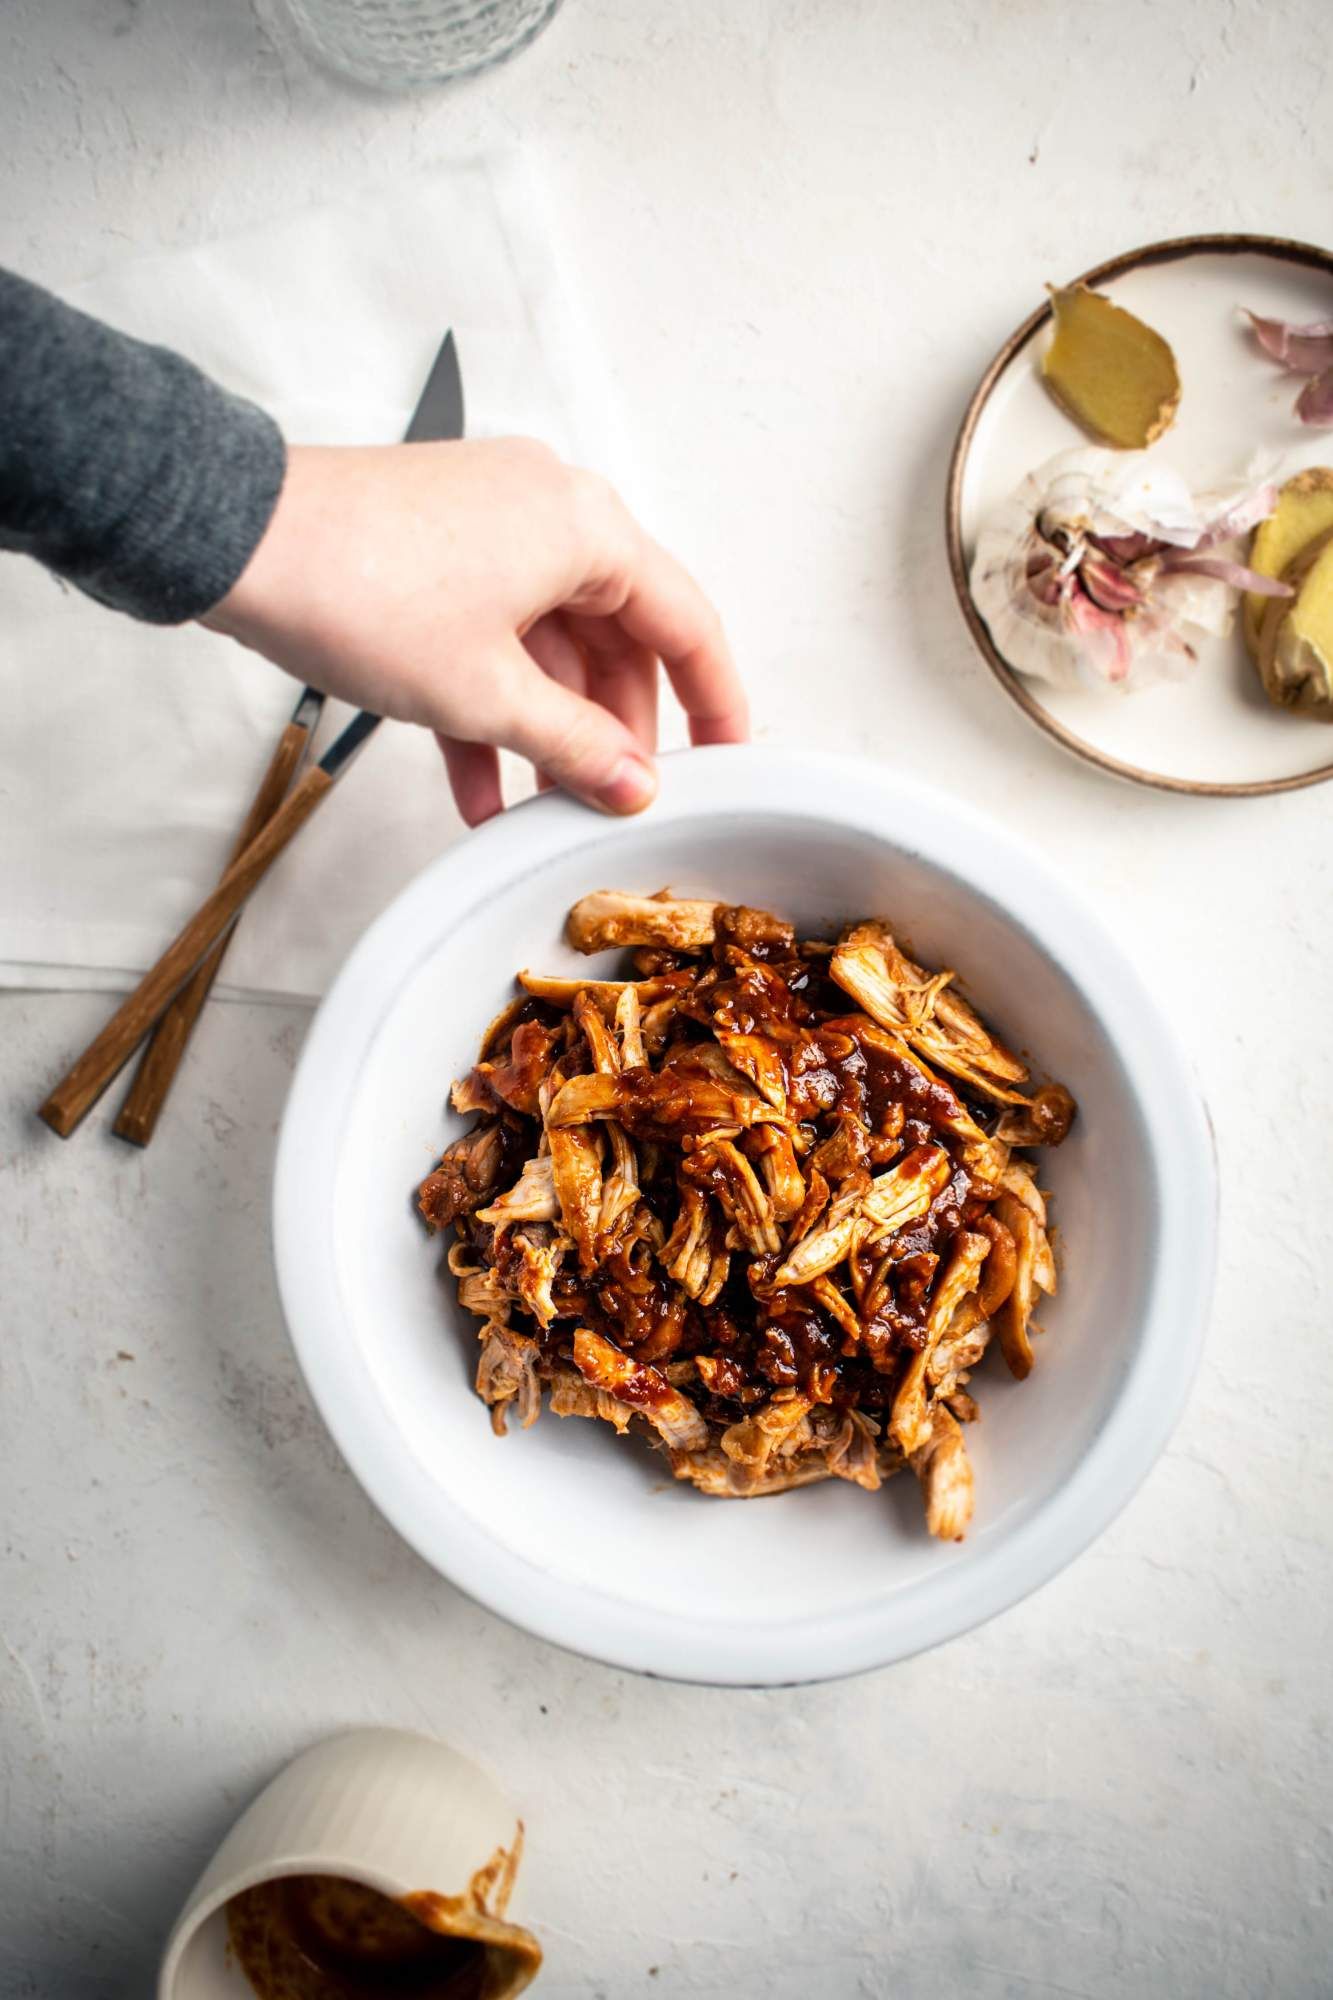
top-left (947, 233), bottom-right (1333, 797)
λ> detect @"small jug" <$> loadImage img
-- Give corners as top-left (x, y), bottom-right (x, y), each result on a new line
top-left (158, 1728), bottom-right (541, 1997)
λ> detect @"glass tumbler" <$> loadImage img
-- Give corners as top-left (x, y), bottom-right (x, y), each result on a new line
top-left (276, 0), bottom-right (565, 89)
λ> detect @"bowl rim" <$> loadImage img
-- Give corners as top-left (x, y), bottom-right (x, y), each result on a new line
top-left (944, 230), bottom-right (1333, 799)
top-left (273, 745), bottom-right (1217, 1685)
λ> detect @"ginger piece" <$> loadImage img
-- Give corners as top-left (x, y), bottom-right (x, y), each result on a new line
top-left (1256, 533), bottom-right (1333, 720)
top-left (1244, 468), bottom-right (1333, 658)
top-left (1041, 285), bottom-right (1180, 450)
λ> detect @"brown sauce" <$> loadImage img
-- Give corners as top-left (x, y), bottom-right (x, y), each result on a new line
top-left (433, 916), bottom-right (1043, 1470)
top-left (225, 1877), bottom-right (490, 2000)
top-left (606, 1354), bottom-right (678, 1410)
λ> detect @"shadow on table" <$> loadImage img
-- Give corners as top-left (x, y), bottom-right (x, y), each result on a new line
top-left (0, 1758), bottom-right (242, 2000)
top-left (889, 372), bottom-right (1065, 784)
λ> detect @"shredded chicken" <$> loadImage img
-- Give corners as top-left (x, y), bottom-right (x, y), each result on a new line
top-left (687, 1139), bottom-right (781, 1256)
top-left (995, 1084), bottom-right (1077, 1148)
top-left (929, 1298), bottom-right (994, 1398)
top-left (660, 1178), bottom-right (715, 1299)
top-left (546, 1361), bottom-right (636, 1434)
top-left (667, 1446), bottom-right (836, 1497)
top-left (831, 922), bottom-right (1032, 1106)
top-left (518, 971), bottom-right (667, 1009)
top-left (773, 1174), bottom-right (873, 1286)
top-left (615, 984), bottom-right (647, 1070)
top-left (508, 1224), bottom-right (564, 1330)
top-left (418, 893), bottom-right (1075, 1542)
top-left (571, 1327), bottom-right (709, 1451)
top-left (716, 1030), bottom-right (788, 1110)
top-left (909, 1403), bottom-right (975, 1541)
top-left (748, 1126), bottom-right (806, 1223)
top-left (548, 1122), bottom-right (603, 1273)
top-left (473, 1017), bottom-right (557, 1117)
top-left (863, 1144), bottom-right (952, 1234)
top-left (991, 1191), bottom-right (1042, 1379)
top-left (418, 1123), bottom-right (505, 1229)
top-left (825, 1408), bottom-right (887, 1491)
top-left (889, 1230), bottom-right (991, 1457)
top-left (474, 1152), bottom-right (558, 1228)
top-left (475, 1325), bottom-right (541, 1436)
top-left (721, 1392), bottom-right (815, 1490)
top-left (566, 890), bottom-right (719, 955)
top-left (806, 1274), bottom-right (863, 1349)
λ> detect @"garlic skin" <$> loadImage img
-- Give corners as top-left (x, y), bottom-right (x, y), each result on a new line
top-left (969, 448), bottom-right (1283, 694)
top-left (1244, 310), bottom-right (1333, 429)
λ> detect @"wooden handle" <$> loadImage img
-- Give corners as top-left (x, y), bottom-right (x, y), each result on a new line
top-left (39, 763), bottom-right (334, 1139)
top-left (112, 721), bottom-right (311, 1148)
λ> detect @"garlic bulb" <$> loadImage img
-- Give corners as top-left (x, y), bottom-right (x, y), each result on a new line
top-left (969, 447), bottom-right (1288, 694)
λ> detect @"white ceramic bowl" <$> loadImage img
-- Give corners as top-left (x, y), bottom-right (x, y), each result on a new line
top-left (274, 747), bottom-right (1216, 1686)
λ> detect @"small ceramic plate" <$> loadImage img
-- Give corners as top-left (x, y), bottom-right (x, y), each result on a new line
top-left (948, 234), bottom-right (1333, 796)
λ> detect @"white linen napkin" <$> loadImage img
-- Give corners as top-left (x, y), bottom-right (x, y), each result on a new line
top-left (0, 151), bottom-right (624, 1002)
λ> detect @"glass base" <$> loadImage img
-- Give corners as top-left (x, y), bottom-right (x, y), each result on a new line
top-left (278, 0), bottom-right (564, 90)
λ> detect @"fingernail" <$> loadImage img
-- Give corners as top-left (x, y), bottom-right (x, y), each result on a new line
top-left (598, 754), bottom-right (657, 814)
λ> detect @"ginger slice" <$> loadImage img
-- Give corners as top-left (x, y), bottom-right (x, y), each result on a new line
top-left (1041, 285), bottom-right (1181, 449)
top-left (1244, 467), bottom-right (1333, 659)
top-left (1257, 533), bottom-right (1333, 720)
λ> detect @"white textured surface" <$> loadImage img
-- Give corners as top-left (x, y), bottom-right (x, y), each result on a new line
top-left (1, 2), bottom-right (1331, 1995)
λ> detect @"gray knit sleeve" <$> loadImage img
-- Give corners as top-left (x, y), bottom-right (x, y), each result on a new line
top-left (0, 266), bottom-right (286, 625)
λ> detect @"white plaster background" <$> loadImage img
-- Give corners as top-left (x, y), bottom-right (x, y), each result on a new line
top-left (1, 2), bottom-right (1331, 1994)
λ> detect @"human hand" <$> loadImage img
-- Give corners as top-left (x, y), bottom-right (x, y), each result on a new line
top-left (204, 439), bottom-right (747, 824)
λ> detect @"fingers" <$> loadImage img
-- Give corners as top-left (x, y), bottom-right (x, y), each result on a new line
top-left (523, 611), bottom-right (587, 693)
top-left (563, 483), bottom-right (747, 746)
top-left (624, 542), bottom-right (748, 745)
top-left (522, 613), bottom-right (586, 793)
top-left (496, 639), bottom-right (657, 815)
top-left (431, 461), bottom-right (745, 825)
top-left (563, 613), bottom-right (659, 754)
top-left (590, 643), bottom-right (658, 753)
top-left (437, 735), bottom-right (503, 826)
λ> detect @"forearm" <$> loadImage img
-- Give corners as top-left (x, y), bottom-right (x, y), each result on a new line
top-left (0, 266), bottom-right (286, 624)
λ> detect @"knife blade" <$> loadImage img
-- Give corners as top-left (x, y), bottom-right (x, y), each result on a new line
top-left (404, 329), bottom-right (465, 444)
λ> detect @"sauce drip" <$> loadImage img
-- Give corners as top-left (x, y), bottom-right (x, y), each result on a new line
top-left (225, 1876), bottom-right (490, 2000)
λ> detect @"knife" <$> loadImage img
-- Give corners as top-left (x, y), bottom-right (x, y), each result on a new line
top-left (45, 333), bottom-right (466, 1145)
top-left (405, 328), bottom-right (466, 442)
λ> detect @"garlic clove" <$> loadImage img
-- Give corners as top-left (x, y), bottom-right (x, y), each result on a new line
top-left (1295, 368), bottom-right (1333, 428)
top-left (1042, 286), bottom-right (1181, 449)
top-left (1243, 310), bottom-right (1333, 376)
top-left (1079, 547), bottom-right (1145, 612)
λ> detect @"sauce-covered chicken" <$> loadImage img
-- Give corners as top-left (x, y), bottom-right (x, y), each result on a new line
top-left (417, 893), bottom-right (1075, 1542)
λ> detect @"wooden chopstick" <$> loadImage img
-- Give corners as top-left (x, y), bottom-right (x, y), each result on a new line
top-left (38, 713), bottom-right (378, 1140)
top-left (112, 701), bottom-right (320, 1146)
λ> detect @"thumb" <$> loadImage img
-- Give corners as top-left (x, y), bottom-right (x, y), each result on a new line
top-left (499, 648), bottom-right (658, 815)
